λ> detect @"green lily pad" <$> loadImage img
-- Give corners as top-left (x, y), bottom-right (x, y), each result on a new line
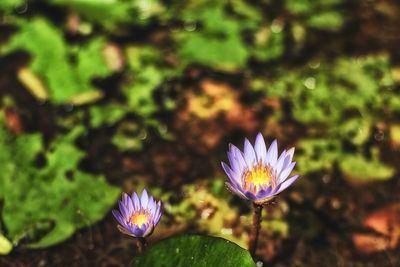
top-left (131, 235), bottom-right (256, 267)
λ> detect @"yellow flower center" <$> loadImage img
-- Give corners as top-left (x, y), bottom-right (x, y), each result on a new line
top-left (242, 161), bottom-right (277, 193)
top-left (130, 210), bottom-right (151, 227)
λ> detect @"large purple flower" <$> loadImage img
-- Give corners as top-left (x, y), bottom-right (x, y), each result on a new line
top-left (222, 133), bottom-right (299, 204)
top-left (112, 189), bottom-right (162, 238)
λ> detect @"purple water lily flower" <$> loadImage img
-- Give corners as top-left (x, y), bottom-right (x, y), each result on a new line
top-left (112, 189), bottom-right (162, 238)
top-left (222, 133), bottom-right (299, 204)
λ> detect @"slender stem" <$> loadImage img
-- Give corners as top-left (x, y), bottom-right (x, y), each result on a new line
top-left (136, 237), bottom-right (147, 253)
top-left (248, 204), bottom-right (263, 258)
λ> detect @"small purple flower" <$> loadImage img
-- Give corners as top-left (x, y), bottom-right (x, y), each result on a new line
top-left (112, 189), bottom-right (162, 238)
top-left (222, 133), bottom-right (299, 204)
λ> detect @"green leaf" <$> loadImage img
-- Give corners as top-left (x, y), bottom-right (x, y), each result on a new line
top-left (131, 235), bottom-right (257, 267)
top-left (124, 46), bottom-right (179, 122)
top-left (126, 65), bottom-right (163, 117)
top-left (286, 0), bottom-right (346, 31)
top-left (0, 0), bottom-right (23, 12)
top-left (50, 0), bottom-right (164, 28)
top-left (340, 154), bottom-right (395, 182)
top-left (296, 139), bottom-right (340, 174)
top-left (50, 0), bottom-right (133, 28)
top-left (112, 122), bottom-right (144, 151)
top-left (176, 6), bottom-right (249, 70)
top-left (0, 125), bottom-right (120, 248)
top-left (89, 104), bottom-right (128, 128)
top-left (268, 55), bottom-right (395, 125)
top-left (306, 11), bottom-right (344, 31)
top-left (252, 25), bottom-right (285, 61)
top-left (1, 19), bottom-right (111, 103)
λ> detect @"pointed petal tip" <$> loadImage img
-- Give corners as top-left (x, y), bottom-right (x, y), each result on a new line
top-left (256, 132), bottom-right (264, 139)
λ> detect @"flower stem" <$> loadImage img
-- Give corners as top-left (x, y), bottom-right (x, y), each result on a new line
top-left (248, 204), bottom-right (262, 258)
top-left (136, 237), bottom-right (147, 253)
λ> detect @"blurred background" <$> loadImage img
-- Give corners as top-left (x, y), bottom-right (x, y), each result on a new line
top-left (0, 0), bottom-right (400, 266)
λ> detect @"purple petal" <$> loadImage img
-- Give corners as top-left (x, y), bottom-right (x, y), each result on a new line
top-left (280, 152), bottom-right (294, 175)
top-left (125, 196), bottom-right (134, 214)
top-left (244, 191), bottom-right (257, 201)
top-left (276, 175), bottom-right (299, 194)
top-left (112, 209), bottom-right (126, 227)
top-left (279, 162), bottom-right (296, 183)
top-left (267, 140), bottom-right (278, 166)
top-left (118, 201), bottom-right (129, 218)
top-left (254, 133), bottom-right (267, 163)
top-left (226, 182), bottom-right (246, 199)
top-left (154, 204), bottom-right (162, 224)
top-left (275, 150), bottom-right (287, 174)
top-left (221, 162), bottom-right (240, 185)
top-left (117, 225), bottom-right (133, 236)
top-left (122, 193), bottom-right (130, 206)
top-left (129, 225), bottom-right (146, 237)
top-left (286, 147), bottom-right (295, 163)
top-left (141, 223), bottom-right (154, 237)
top-left (255, 187), bottom-right (273, 199)
top-left (148, 199), bottom-right (156, 214)
top-left (243, 138), bottom-right (256, 167)
top-left (132, 192), bottom-right (140, 210)
top-left (230, 144), bottom-right (247, 173)
top-left (140, 189), bottom-right (149, 207)
top-left (227, 150), bottom-right (241, 174)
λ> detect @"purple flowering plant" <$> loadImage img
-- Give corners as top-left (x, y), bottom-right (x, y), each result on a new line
top-left (221, 133), bottom-right (299, 205)
top-left (112, 133), bottom-right (298, 264)
top-left (112, 189), bottom-right (162, 251)
top-left (221, 133), bottom-right (299, 257)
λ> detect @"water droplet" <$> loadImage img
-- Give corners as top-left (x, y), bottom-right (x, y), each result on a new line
top-left (63, 104), bottom-right (74, 112)
top-left (15, 1), bottom-right (28, 14)
top-left (184, 20), bottom-right (197, 32)
top-left (304, 77), bottom-right (316, 90)
top-left (38, 260), bottom-right (47, 267)
top-left (139, 129), bottom-right (147, 140)
top-left (271, 19), bottom-right (284, 33)
top-left (308, 61), bottom-right (320, 69)
top-left (190, 256), bottom-right (194, 260)
top-left (322, 174), bottom-right (331, 184)
top-left (158, 124), bottom-right (168, 134)
top-left (374, 130), bottom-right (385, 141)
top-left (256, 261), bottom-right (264, 267)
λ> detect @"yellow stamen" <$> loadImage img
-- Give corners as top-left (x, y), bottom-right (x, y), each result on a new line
top-left (130, 210), bottom-right (150, 227)
top-left (242, 161), bottom-right (277, 193)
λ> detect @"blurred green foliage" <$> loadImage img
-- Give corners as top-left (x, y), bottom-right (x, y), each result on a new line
top-left (2, 18), bottom-right (111, 103)
top-left (0, 125), bottom-right (119, 248)
top-left (286, 0), bottom-right (346, 31)
top-left (266, 55), bottom-right (397, 180)
top-left (0, 0), bottom-right (398, 252)
top-left (176, 5), bottom-right (249, 70)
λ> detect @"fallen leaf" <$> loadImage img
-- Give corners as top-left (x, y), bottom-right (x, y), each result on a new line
top-left (353, 203), bottom-right (400, 254)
